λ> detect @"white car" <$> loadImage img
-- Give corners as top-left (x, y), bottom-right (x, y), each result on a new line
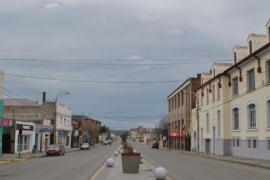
top-left (80, 143), bottom-right (90, 150)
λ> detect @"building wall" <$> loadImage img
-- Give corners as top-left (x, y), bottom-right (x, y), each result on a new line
top-left (0, 70), bottom-right (3, 155)
top-left (229, 49), bottom-right (270, 159)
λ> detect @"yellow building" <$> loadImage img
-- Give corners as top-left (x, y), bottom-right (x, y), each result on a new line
top-left (194, 18), bottom-right (270, 159)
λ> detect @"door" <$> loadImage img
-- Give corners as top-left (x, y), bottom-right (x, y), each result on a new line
top-left (2, 134), bottom-right (11, 153)
top-left (35, 133), bottom-right (38, 150)
top-left (205, 139), bottom-right (210, 154)
top-left (213, 126), bottom-right (216, 154)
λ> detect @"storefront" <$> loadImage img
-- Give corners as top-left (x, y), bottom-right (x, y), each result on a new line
top-left (35, 124), bottom-right (53, 151)
top-left (168, 129), bottom-right (190, 151)
top-left (57, 130), bottom-right (71, 148)
top-left (15, 121), bottom-right (35, 154)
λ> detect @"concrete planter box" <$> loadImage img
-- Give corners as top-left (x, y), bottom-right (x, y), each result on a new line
top-left (121, 153), bottom-right (141, 173)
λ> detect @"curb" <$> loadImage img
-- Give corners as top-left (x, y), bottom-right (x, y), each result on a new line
top-left (0, 158), bottom-right (29, 165)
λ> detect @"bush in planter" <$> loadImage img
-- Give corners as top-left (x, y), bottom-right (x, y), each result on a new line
top-left (120, 132), bottom-right (141, 173)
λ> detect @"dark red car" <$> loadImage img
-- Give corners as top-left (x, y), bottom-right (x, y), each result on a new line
top-left (152, 143), bottom-right (159, 149)
top-left (46, 144), bottom-right (65, 156)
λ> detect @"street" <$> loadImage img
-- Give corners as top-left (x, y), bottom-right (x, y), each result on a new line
top-left (1, 140), bottom-right (270, 180)
top-left (131, 142), bottom-right (270, 180)
top-left (0, 142), bottom-right (119, 180)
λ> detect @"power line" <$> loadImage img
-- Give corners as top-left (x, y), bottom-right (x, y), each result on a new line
top-left (0, 58), bottom-right (232, 65)
top-left (3, 72), bottom-right (182, 84)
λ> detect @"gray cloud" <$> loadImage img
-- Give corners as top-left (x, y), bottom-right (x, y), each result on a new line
top-left (1, 0), bottom-right (270, 129)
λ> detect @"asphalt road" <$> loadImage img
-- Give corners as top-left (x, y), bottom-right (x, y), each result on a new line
top-left (0, 141), bottom-right (120, 180)
top-left (131, 142), bottom-right (270, 180)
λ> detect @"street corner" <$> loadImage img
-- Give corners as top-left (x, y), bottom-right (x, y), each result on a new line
top-left (0, 158), bottom-right (29, 165)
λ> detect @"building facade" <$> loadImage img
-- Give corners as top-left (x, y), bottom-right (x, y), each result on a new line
top-left (0, 70), bottom-right (4, 156)
top-left (193, 18), bottom-right (270, 159)
top-left (167, 74), bottom-right (201, 151)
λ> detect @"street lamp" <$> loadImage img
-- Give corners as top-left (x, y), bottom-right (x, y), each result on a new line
top-left (54, 91), bottom-right (70, 144)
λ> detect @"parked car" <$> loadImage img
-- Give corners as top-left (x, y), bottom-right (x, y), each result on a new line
top-left (152, 143), bottom-right (159, 149)
top-left (80, 143), bottom-right (90, 150)
top-left (102, 140), bottom-right (110, 145)
top-left (46, 144), bottom-right (65, 156)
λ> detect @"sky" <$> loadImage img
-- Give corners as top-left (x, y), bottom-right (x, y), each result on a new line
top-left (0, 0), bottom-right (270, 130)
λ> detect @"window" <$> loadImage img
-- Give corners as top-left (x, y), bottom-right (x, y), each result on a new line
top-left (236, 139), bottom-right (240, 147)
top-left (252, 139), bottom-right (257, 148)
top-left (267, 61), bottom-right (270, 83)
top-left (217, 83), bottom-right (220, 101)
top-left (233, 108), bottom-right (239, 130)
top-left (249, 41), bottom-right (252, 54)
top-left (217, 110), bottom-right (221, 136)
top-left (232, 139), bottom-right (235, 146)
top-left (248, 139), bottom-right (251, 148)
top-left (268, 27), bottom-right (270, 42)
top-left (206, 113), bottom-right (209, 131)
top-left (234, 52), bottom-right (237, 64)
top-left (172, 99), bottom-right (174, 110)
top-left (233, 77), bottom-right (239, 96)
top-left (178, 94), bottom-right (180, 107)
top-left (201, 94), bottom-right (203, 107)
top-left (181, 91), bottom-right (184, 105)
top-left (247, 138), bottom-right (257, 149)
top-left (248, 104), bottom-right (256, 129)
top-left (267, 100), bottom-right (270, 128)
top-left (212, 85), bottom-right (215, 102)
top-left (247, 69), bottom-right (255, 91)
top-left (206, 89), bottom-right (209, 105)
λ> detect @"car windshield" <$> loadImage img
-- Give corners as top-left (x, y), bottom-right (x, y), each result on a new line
top-left (82, 143), bottom-right (88, 146)
top-left (48, 144), bottom-right (60, 148)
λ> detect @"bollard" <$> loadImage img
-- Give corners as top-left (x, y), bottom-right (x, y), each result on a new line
top-left (154, 167), bottom-right (167, 180)
top-left (114, 151), bottom-right (119, 156)
top-left (106, 158), bottom-right (114, 167)
top-left (133, 149), bottom-right (137, 153)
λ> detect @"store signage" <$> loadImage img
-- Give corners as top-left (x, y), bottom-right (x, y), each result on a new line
top-left (58, 131), bottom-right (63, 136)
top-left (0, 119), bottom-right (13, 127)
top-left (17, 124), bottom-right (34, 131)
top-left (35, 125), bottom-right (53, 133)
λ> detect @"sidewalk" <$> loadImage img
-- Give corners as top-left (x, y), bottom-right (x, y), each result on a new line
top-left (0, 147), bottom-right (81, 165)
top-left (163, 148), bottom-right (270, 170)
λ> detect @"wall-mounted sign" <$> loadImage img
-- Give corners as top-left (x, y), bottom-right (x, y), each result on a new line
top-left (17, 124), bottom-right (34, 131)
top-left (58, 131), bottom-right (63, 136)
top-left (0, 119), bottom-right (13, 127)
top-left (35, 125), bottom-right (53, 133)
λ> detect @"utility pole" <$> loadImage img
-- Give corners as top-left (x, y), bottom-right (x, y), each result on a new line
top-left (190, 92), bottom-right (200, 154)
top-left (196, 96), bottom-right (200, 154)
top-left (54, 92), bottom-right (70, 144)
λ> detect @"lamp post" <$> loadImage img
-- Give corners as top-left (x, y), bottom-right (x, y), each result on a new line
top-left (54, 91), bottom-right (70, 144)
top-left (190, 92), bottom-right (200, 154)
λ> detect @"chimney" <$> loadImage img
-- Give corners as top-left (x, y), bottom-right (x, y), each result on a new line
top-left (43, 92), bottom-right (46, 102)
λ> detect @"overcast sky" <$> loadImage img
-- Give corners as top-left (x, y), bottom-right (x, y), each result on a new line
top-left (1, 0), bottom-right (269, 130)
